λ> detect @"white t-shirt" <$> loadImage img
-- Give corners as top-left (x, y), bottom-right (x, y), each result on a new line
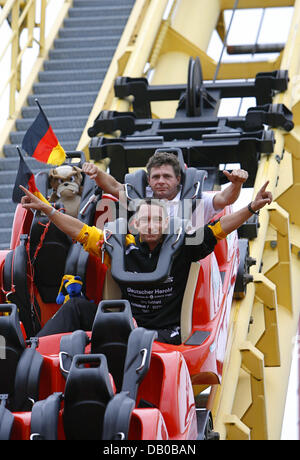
top-left (146, 186), bottom-right (220, 228)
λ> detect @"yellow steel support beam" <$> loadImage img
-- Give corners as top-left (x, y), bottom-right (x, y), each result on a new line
top-left (78, 0), bottom-right (292, 155)
top-left (253, 273), bottom-right (280, 367)
top-left (266, 203), bottom-right (293, 313)
top-left (240, 342), bottom-right (268, 440)
top-left (224, 415), bottom-right (251, 440)
top-left (220, 0), bottom-right (295, 8)
top-left (212, 0), bottom-right (300, 440)
top-left (76, 1), bottom-right (300, 439)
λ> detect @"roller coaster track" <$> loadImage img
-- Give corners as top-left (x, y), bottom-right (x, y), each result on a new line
top-left (2, 0), bottom-right (300, 440)
top-left (85, 0), bottom-right (299, 440)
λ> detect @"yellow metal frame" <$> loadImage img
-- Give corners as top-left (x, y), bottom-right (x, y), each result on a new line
top-left (77, 0), bottom-right (293, 155)
top-left (86, 0), bottom-right (299, 440)
top-left (212, 0), bottom-right (300, 439)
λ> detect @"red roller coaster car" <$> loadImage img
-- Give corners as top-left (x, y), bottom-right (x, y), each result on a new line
top-left (0, 159), bottom-right (242, 440)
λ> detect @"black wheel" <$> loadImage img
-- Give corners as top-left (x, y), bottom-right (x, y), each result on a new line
top-left (234, 239), bottom-right (256, 299)
top-left (186, 57), bottom-right (203, 117)
top-left (204, 412), bottom-right (220, 440)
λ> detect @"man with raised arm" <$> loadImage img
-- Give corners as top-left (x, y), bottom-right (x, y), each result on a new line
top-left (82, 151), bottom-right (249, 226)
top-left (20, 180), bottom-right (272, 344)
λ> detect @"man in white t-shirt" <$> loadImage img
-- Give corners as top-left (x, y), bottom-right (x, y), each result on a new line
top-left (82, 151), bottom-right (248, 226)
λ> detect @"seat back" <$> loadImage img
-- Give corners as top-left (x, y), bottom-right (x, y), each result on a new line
top-left (63, 354), bottom-right (114, 440)
top-left (0, 395), bottom-right (14, 441)
top-left (0, 304), bottom-right (25, 394)
top-left (59, 330), bottom-right (90, 379)
top-left (15, 161), bottom-right (102, 325)
top-left (29, 212), bottom-right (72, 304)
top-left (91, 300), bottom-right (135, 392)
top-left (102, 391), bottom-right (135, 440)
top-left (154, 147), bottom-right (186, 172)
top-left (10, 338), bottom-right (44, 412)
top-left (123, 148), bottom-right (206, 203)
top-left (121, 327), bottom-right (157, 401)
top-left (180, 167), bottom-right (207, 201)
top-left (30, 392), bottom-right (63, 441)
top-left (124, 169), bottom-right (148, 200)
top-left (2, 237), bottom-right (40, 337)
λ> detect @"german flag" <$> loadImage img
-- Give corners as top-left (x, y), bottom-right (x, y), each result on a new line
top-left (12, 148), bottom-right (50, 205)
top-left (21, 100), bottom-right (66, 165)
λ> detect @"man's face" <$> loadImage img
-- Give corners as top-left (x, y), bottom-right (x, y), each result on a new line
top-left (148, 164), bottom-right (180, 200)
top-left (134, 203), bottom-right (168, 245)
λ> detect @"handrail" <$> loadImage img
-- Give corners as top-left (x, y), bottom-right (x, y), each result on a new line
top-left (0, 0), bottom-right (73, 156)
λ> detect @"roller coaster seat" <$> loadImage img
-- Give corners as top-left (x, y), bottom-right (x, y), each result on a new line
top-left (0, 304), bottom-right (26, 394)
top-left (63, 353), bottom-right (115, 440)
top-left (30, 353), bottom-right (115, 440)
top-left (2, 161), bottom-right (104, 335)
top-left (91, 299), bottom-right (135, 392)
top-left (124, 162), bottom-right (207, 207)
top-left (0, 304), bottom-right (44, 412)
top-left (123, 147), bottom-right (186, 201)
top-left (103, 217), bottom-right (186, 285)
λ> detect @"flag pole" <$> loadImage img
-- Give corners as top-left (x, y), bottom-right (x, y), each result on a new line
top-left (34, 98), bottom-right (49, 124)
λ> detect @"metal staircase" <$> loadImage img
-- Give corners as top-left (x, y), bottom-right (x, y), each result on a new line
top-left (0, 0), bottom-right (135, 250)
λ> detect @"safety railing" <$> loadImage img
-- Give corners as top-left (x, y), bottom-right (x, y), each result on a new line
top-left (0, 0), bottom-right (73, 154)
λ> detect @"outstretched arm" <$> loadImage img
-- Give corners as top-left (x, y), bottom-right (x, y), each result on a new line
top-left (213, 169), bottom-right (249, 210)
top-left (20, 185), bottom-right (85, 240)
top-left (219, 181), bottom-right (272, 235)
top-left (82, 162), bottom-right (124, 199)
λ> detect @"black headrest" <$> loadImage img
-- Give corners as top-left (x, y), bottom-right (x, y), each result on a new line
top-left (10, 340), bottom-right (44, 412)
top-left (91, 300), bottom-right (135, 392)
top-left (102, 391), bottom-right (135, 440)
top-left (63, 354), bottom-right (114, 440)
top-left (123, 148), bottom-right (206, 204)
top-left (122, 327), bottom-right (157, 401)
top-left (103, 217), bottom-right (186, 285)
top-left (153, 147), bottom-right (185, 172)
top-left (124, 169), bottom-right (148, 201)
top-left (0, 304), bottom-right (25, 395)
top-left (30, 392), bottom-right (63, 440)
top-left (59, 330), bottom-right (90, 379)
top-left (0, 396), bottom-right (14, 440)
top-left (0, 304), bottom-right (25, 351)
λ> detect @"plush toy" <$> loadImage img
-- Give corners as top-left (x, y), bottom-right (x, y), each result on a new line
top-left (48, 165), bottom-right (83, 217)
top-left (56, 274), bottom-right (84, 305)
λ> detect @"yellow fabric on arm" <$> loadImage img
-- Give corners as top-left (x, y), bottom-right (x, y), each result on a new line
top-left (76, 224), bottom-right (104, 257)
top-left (208, 220), bottom-right (227, 240)
top-left (125, 233), bottom-right (136, 247)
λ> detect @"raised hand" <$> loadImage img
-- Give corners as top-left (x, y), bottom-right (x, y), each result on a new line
top-left (82, 162), bottom-right (99, 180)
top-left (223, 169), bottom-right (249, 185)
top-left (251, 181), bottom-right (273, 212)
top-left (19, 185), bottom-right (46, 212)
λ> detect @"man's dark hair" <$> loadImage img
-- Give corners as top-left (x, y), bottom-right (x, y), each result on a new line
top-left (146, 152), bottom-right (181, 178)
